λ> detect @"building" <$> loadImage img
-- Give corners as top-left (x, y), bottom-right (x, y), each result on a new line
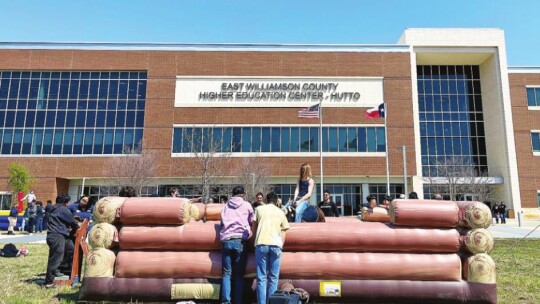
top-left (0, 28), bottom-right (539, 219)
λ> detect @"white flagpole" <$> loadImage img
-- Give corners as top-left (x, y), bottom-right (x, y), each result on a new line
top-left (384, 102), bottom-right (390, 196)
top-left (319, 99), bottom-right (324, 196)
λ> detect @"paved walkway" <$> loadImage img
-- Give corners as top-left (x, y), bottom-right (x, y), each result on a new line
top-left (1, 219), bottom-right (539, 244)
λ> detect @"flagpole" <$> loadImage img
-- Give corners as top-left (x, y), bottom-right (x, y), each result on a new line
top-left (384, 101), bottom-right (390, 196)
top-left (319, 99), bottom-right (324, 197)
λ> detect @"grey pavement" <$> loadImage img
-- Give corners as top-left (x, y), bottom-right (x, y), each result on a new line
top-left (0, 219), bottom-right (539, 244)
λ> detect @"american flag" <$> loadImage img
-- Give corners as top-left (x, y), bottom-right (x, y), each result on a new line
top-left (297, 103), bottom-right (320, 119)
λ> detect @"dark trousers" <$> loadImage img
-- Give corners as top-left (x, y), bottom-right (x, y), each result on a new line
top-left (43, 215), bottom-right (49, 230)
top-left (45, 233), bottom-right (66, 284)
top-left (45, 233), bottom-right (74, 284)
top-left (36, 217), bottom-right (44, 233)
top-left (27, 218), bottom-right (35, 233)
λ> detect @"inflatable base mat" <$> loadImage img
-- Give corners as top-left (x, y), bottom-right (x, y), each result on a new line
top-left (80, 277), bottom-right (496, 304)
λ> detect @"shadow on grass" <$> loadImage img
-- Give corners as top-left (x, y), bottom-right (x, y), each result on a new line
top-left (57, 290), bottom-right (80, 303)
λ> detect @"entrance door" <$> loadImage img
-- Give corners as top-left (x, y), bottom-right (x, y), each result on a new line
top-left (330, 194), bottom-right (344, 216)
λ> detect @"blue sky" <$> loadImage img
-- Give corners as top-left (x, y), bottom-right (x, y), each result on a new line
top-left (0, 0), bottom-right (537, 66)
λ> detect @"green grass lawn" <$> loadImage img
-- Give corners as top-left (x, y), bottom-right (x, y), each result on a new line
top-left (0, 239), bottom-right (539, 303)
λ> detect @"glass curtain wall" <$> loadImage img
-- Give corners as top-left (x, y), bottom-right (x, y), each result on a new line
top-left (0, 71), bottom-right (146, 155)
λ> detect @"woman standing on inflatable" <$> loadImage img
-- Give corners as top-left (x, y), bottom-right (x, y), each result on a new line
top-left (291, 163), bottom-right (315, 222)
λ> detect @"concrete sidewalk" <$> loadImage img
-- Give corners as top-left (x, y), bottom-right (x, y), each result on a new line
top-left (1, 219), bottom-right (539, 244)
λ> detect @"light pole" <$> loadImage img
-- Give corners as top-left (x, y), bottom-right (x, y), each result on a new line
top-left (399, 146), bottom-right (408, 197)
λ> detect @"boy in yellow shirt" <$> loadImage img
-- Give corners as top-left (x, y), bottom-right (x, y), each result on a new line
top-left (252, 192), bottom-right (290, 304)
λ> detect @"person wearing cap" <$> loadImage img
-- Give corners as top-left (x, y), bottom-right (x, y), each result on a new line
top-left (379, 195), bottom-right (392, 210)
top-left (219, 185), bottom-right (254, 304)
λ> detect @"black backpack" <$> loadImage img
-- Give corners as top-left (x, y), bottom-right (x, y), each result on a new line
top-left (1, 243), bottom-right (19, 258)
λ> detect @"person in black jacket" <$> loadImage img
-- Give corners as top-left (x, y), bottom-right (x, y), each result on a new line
top-left (44, 195), bottom-right (80, 288)
top-left (318, 190), bottom-right (339, 217)
top-left (43, 200), bottom-right (54, 231)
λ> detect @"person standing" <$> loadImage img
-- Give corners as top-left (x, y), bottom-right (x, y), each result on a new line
top-left (8, 203), bottom-right (19, 235)
top-left (219, 186), bottom-right (254, 304)
top-left (44, 195), bottom-right (80, 288)
top-left (492, 203), bottom-right (500, 224)
top-left (499, 201), bottom-right (507, 224)
top-left (318, 189), bottom-right (339, 217)
top-left (291, 163), bottom-right (315, 222)
top-left (22, 190), bottom-right (37, 204)
top-left (26, 200), bottom-right (37, 235)
top-left (35, 201), bottom-right (45, 233)
top-left (252, 192), bottom-right (265, 210)
top-left (43, 200), bottom-right (54, 231)
top-left (253, 192), bottom-right (290, 304)
top-left (169, 187), bottom-right (179, 198)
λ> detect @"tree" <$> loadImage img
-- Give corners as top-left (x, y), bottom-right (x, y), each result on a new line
top-left (233, 157), bottom-right (272, 202)
top-left (7, 162), bottom-right (34, 205)
top-left (106, 143), bottom-right (159, 196)
top-left (180, 128), bottom-right (234, 202)
top-left (425, 156), bottom-right (493, 201)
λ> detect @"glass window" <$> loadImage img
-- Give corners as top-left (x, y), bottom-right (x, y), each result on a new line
top-left (290, 127), bottom-right (299, 152)
top-left (532, 133), bottom-right (540, 152)
top-left (338, 127), bottom-right (347, 152)
top-left (328, 127), bottom-right (338, 152)
top-left (537, 192), bottom-right (540, 208)
top-left (222, 128), bottom-right (231, 152)
top-left (310, 127), bottom-right (318, 152)
top-left (114, 129), bottom-right (124, 154)
top-left (94, 129), bottom-right (104, 154)
top-left (32, 129), bottom-right (43, 154)
top-left (357, 127), bottom-right (366, 152)
top-left (52, 130), bottom-right (63, 154)
top-left (261, 127), bottom-right (270, 152)
top-left (280, 127), bottom-right (289, 152)
top-left (242, 127), bottom-right (251, 152)
top-left (73, 129), bottom-right (84, 154)
top-left (367, 128), bottom-right (376, 152)
top-left (12, 129), bottom-right (23, 154)
top-left (376, 128), bottom-right (386, 152)
top-left (2, 129), bottom-right (13, 154)
top-left (300, 127), bottom-right (310, 152)
top-left (528, 88), bottom-right (538, 106)
top-left (252, 127), bottom-right (261, 152)
top-left (271, 127), bottom-right (280, 152)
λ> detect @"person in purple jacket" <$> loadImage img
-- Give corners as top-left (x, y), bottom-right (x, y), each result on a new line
top-left (219, 185), bottom-right (254, 304)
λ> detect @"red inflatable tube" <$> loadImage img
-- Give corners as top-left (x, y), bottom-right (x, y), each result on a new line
top-left (119, 221), bottom-right (461, 253)
top-left (119, 197), bottom-right (191, 225)
top-left (390, 199), bottom-right (460, 228)
top-left (115, 251), bottom-right (462, 281)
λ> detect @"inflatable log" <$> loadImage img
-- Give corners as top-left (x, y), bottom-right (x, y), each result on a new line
top-left (85, 248), bottom-right (116, 278)
top-left (79, 277), bottom-right (496, 304)
top-left (119, 197), bottom-right (192, 225)
top-left (459, 228), bottom-right (494, 254)
top-left (463, 253), bottom-right (496, 284)
top-left (190, 203), bottom-right (206, 221)
top-left (455, 201), bottom-right (492, 229)
top-left (115, 251), bottom-right (462, 281)
top-left (390, 199), bottom-right (460, 228)
top-left (360, 207), bottom-right (390, 222)
top-left (93, 197), bottom-right (126, 224)
top-left (204, 203), bottom-right (224, 221)
top-left (119, 221), bottom-right (463, 253)
top-left (88, 223), bottom-right (119, 249)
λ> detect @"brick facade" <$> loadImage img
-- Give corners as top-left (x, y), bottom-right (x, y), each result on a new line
top-left (0, 49), bottom-right (415, 199)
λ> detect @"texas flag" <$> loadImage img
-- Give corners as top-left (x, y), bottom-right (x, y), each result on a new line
top-left (364, 103), bottom-right (385, 119)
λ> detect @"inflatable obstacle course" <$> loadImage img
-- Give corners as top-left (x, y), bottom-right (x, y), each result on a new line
top-left (79, 197), bottom-right (496, 303)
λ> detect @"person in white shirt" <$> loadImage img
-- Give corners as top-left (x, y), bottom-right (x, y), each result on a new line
top-left (22, 190), bottom-right (37, 203)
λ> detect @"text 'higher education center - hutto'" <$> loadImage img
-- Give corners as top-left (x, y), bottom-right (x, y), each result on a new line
top-left (1, 28), bottom-right (540, 219)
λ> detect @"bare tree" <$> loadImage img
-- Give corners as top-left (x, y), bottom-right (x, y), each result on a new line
top-left (425, 156), bottom-right (493, 201)
top-left (233, 157), bottom-right (272, 202)
top-left (179, 128), bottom-right (234, 202)
top-left (106, 143), bottom-right (159, 196)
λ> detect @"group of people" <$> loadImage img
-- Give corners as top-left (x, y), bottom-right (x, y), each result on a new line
top-left (492, 202), bottom-right (507, 224)
top-left (7, 191), bottom-right (55, 235)
top-left (219, 185), bottom-right (289, 304)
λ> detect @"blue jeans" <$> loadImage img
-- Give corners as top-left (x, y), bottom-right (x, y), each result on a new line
top-left (255, 245), bottom-right (282, 304)
top-left (221, 238), bottom-right (247, 304)
top-left (36, 217), bottom-right (43, 232)
top-left (294, 200), bottom-right (308, 222)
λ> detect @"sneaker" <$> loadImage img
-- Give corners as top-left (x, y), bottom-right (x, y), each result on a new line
top-left (44, 283), bottom-right (57, 289)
